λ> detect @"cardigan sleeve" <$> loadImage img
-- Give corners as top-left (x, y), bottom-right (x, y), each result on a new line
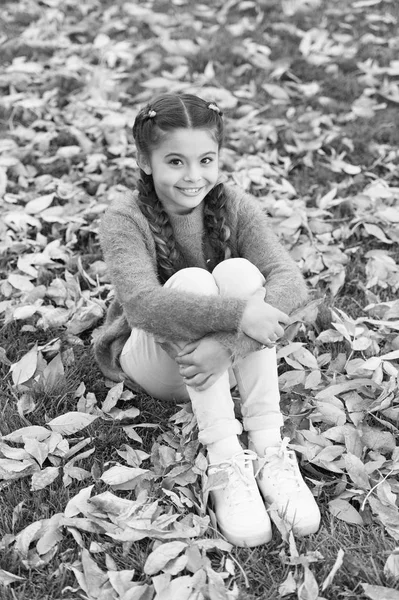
top-left (204, 186), bottom-right (309, 362)
top-left (99, 199), bottom-right (248, 342)
top-left (234, 190), bottom-right (309, 314)
top-left (208, 330), bottom-right (263, 363)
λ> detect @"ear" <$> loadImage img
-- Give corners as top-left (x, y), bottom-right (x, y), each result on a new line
top-left (137, 153), bottom-right (152, 175)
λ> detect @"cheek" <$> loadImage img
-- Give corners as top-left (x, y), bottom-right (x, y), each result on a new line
top-left (209, 164), bottom-right (219, 179)
top-left (153, 168), bottom-right (175, 186)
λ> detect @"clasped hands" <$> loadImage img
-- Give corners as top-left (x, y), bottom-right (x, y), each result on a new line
top-left (176, 337), bottom-right (232, 392)
top-left (175, 290), bottom-right (289, 392)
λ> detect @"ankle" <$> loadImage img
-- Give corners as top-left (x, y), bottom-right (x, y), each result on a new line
top-left (248, 428), bottom-right (282, 456)
top-left (207, 435), bottom-right (243, 463)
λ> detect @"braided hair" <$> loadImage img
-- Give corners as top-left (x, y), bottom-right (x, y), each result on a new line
top-left (132, 93), bottom-right (232, 284)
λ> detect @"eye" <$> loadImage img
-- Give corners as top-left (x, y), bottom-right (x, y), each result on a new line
top-left (168, 158), bottom-right (183, 166)
top-left (201, 157), bottom-right (214, 164)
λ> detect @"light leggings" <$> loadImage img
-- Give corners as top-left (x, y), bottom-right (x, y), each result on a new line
top-left (120, 258), bottom-right (284, 447)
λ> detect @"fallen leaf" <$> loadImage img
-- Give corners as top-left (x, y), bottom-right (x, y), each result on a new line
top-left (101, 466), bottom-right (150, 487)
top-left (101, 381), bottom-right (124, 413)
top-left (344, 453), bottom-right (370, 490)
top-left (47, 413), bottom-right (98, 435)
top-left (362, 583), bottom-right (399, 600)
top-left (3, 426), bottom-right (51, 443)
top-left (10, 346), bottom-right (39, 386)
top-left (144, 541), bottom-right (188, 575)
top-left (384, 551), bottom-right (399, 579)
top-left (279, 571), bottom-right (297, 596)
top-left (24, 193), bottom-right (55, 215)
top-left (64, 485), bottom-right (94, 518)
top-left (8, 274), bottom-right (34, 292)
top-left (0, 569), bottom-right (26, 586)
top-left (329, 498), bottom-right (364, 525)
top-left (31, 467), bottom-right (59, 491)
top-left (297, 564), bottom-right (319, 600)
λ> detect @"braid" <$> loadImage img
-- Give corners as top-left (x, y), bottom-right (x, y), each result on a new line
top-left (203, 183), bottom-right (232, 264)
top-left (137, 172), bottom-right (182, 283)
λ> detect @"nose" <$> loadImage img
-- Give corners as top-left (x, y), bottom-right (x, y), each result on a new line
top-left (183, 164), bottom-right (202, 182)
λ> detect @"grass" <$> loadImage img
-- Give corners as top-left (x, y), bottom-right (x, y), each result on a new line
top-left (1, 0), bottom-right (399, 598)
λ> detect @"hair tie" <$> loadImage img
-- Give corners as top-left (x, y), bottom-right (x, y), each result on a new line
top-left (147, 110), bottom-right (157, 119)
top-left (208, 103), bottom-right (222, 115)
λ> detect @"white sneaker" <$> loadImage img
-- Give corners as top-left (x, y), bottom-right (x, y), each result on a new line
top-left (207, 450), bottom-right (272, 547)
top-left (255, 438), bottom-right (321, 536)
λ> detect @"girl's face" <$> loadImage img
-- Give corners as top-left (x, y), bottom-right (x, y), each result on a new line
top-left (141, 128), bottom-right (219, 215)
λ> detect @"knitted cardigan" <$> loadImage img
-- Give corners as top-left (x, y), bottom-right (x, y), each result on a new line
top-left (94, 183), bottom-right (308, 382)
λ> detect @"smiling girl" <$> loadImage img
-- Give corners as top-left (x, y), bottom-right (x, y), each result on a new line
top-left (94, 93), bottom-right (320, 547)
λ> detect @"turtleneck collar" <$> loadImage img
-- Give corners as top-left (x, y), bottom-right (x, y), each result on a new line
top-left (168, 202), bottom-right (204, 235)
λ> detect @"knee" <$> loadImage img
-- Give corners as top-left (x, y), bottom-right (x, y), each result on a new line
top-left (212, 258), bottom-right (265, 297)
top-left (165, 267), bottom-right (219, 296)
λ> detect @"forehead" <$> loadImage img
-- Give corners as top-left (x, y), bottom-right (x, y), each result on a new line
top-left (154, 128), bottom-right (218, 156)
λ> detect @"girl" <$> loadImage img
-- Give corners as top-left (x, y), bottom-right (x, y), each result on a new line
top-left (94, 93), bottom-right (321, 547)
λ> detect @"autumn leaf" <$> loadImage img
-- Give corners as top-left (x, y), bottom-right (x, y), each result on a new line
top-left (362, 584), bottom-right (399, 600)
top-left (10, 346), bottom-right (39, 386)
top-left (0, 569), bottom-right (26, 587)
top-left (100, 466), bottom-right (151, 489)
top-left (328, 499), bottom-right (364, 526)
top-left (144, 541), bottom-right (188, 575)
top-left (47, 413), bottom-right (98, 435)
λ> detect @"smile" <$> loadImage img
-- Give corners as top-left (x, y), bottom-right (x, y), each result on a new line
top-left (177, 187), bottom-right (204, 196)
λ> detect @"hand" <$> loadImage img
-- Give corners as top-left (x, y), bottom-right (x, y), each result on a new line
top-left (157, 339), bottom-right (182, 360)
top-left (175, 337), bottom-right (232, 392)
top-left (241, 289), bottom-right (289, 346)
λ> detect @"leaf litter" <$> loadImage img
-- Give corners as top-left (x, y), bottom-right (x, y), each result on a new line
top-left (1, 0), bottom-right (399, 598)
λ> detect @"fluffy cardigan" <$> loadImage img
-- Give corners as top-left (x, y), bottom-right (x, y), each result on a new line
top-left (94, 183), bottom-right (308, 382)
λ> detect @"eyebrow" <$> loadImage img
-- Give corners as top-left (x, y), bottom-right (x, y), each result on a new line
top-left (164, 151), bottom-right (217, 158)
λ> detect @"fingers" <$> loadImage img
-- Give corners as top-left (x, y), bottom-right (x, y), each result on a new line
top-left (276, 310), bottom-right (290, 325)
top-left (261, 324), bottom-right (285, 346)
top-left (183, 372), bottom-right (212, 389)
top-left (177, 340), bottom-right (200, 356)
top-left (275, 324), bottom-right (285, 338)
top-left (193, 374), bottom-right (218, 391)
top-left (158, 341), bottom-right (180, 359)
top-left (184, 373), bottom-right (217, 391)
top-left (260, 331), bottom-right (284, 347)
top-left (175, 353), bottom-right (195, 366)
top-left (178, 364), bottom-right (198, 379)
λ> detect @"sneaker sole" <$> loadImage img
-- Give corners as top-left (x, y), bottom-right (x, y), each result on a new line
top-left (291, 517), bottom-right (321, 537)
top-left (267, 501), bottom-right (321, 536)
top-left (218, 520), bottom-right (273, 548)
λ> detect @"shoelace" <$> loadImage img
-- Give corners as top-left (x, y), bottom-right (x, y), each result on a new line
top-left (208, 450), bottom-right (258, 507)
top-left (255, 437), bottom-right (302, 492)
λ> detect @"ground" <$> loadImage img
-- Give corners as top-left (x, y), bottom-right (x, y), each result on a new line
top-left (1, 0), bottom-right (399, 599)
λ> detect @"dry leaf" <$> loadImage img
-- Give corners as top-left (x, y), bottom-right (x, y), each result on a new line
top-left (144, 541), bottom-right (188, 575)
top-left (328, 498), bottom-right (364, 525)
top-left (0, 569), bottom-right (26, 586)
top-left (31, 467), bottom-right (59, 491)
top-left (10, 346), bottom-right (39, 386)
top-left (362, 584), bottom-right (399, 600)
top-left (47, 413), bottom-right (98, 435)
